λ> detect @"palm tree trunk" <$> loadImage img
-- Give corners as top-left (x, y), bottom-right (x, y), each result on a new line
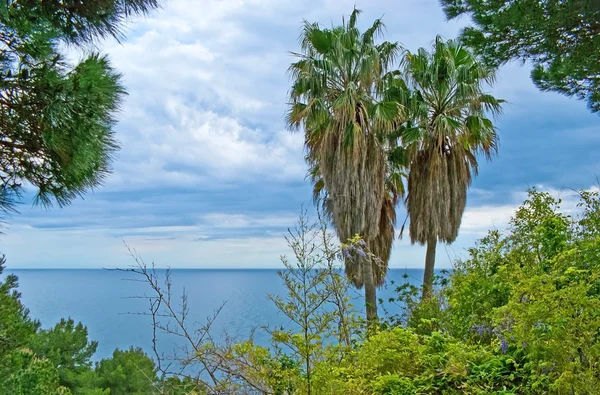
top-left (422, 236), bottom-right (437, 300)
top-left (363, 258), bottom-right (378, 326)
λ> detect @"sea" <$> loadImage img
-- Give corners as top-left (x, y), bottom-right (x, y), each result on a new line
top-left (5, 268), bottom-right (428, 362)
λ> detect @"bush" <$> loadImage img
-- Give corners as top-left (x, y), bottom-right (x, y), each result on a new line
top-left (274, 188), bottom-right (600, 394)
top-left (95, 347), bottom-right (157, 395)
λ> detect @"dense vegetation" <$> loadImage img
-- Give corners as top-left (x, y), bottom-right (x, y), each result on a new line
top-left (145, 188), bottom-right (599, 394)
top-left (1, 1), bottom-right (599, 394)
top-left (2, 187), bottom-right (599, 394)
top-left (0, 255), bottom-right (192, 394)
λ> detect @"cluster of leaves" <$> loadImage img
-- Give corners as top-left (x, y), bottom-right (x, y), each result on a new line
top-left (0, 0), bottom-right (160, 214)
top-left (441, 0), bottom-right (600, 113)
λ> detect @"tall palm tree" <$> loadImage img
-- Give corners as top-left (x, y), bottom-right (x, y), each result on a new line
top-left (309, 159), bottom-right (404, 287)
top-left (286, 9), bottom-right (403, 322)
top-left (400, 37), bottom-right (503, 299)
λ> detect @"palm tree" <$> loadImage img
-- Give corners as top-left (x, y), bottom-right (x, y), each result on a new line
top-left (286, 9), bottom-right (403, 322)
top-left (400, 36), bottom-right (503, 299)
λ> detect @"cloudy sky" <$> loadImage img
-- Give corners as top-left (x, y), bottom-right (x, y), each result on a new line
top-left (3, 0), bottom-right (599, 269)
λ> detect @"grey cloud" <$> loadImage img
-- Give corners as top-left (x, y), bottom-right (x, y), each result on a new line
top-left (5, 0), bottom-right (599, 269)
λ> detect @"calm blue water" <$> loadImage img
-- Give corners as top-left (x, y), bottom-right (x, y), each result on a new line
top-left (5, 269), bottom-right (426, 362)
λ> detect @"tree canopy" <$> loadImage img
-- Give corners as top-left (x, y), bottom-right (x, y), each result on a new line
top-left (95, 347), bottom-right (158, 395)
top-left (0, 0), bottom-right (161, 213)
top-left (441, 0), bottom-right (600, 112)
top-left (8, 0), bottom-right (161, 44)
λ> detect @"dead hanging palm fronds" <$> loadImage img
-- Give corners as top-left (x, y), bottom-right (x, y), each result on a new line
top-left (342, 193), bottom-right (397, 288)
top-left (406, 143), bottom-right (472, 245)
top-left (370, 196), bottom-right (396, 285)
top-left (309, 127), bottom-right (405, 289)
top-left (317, 112), bottom-right (386, 247)
top-left (286, 8), bottom-right (405, 320)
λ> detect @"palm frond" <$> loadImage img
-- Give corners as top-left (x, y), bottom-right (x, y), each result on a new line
top-left (402, 36), bottom-right (502, 245)
top-left (287, 10), bottom-right (407, 289)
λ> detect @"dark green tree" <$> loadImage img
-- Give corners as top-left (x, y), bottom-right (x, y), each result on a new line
top-left (12, 0), bottom-right (161, 44)
top-left (441, 0), bottom-right (600, 112)
top-left (0, 255), bottom-right (110, 394)
top-left (30, 318), bottom-right (98, 392)
top-left (0, 255), bottom-right (39, 361)
top-left (96, 347), bottom-right (157, 395)
top-left (0, 0), bottom-right (161, 212)
top-left (1, 349), bottom-right (68, 395)
top-left (0, 255), bottom-right (70, 394)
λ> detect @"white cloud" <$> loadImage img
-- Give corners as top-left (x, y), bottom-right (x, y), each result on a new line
top-left (201, 213), bottom-right (299, 229)
top-left (6, 0), bottom-right (599, 270)
top-left (460, 204), bottom-right (517, 235)
top-left (91, 0), bottom-right (474, 190)
top-left (105, 97), bottom-right (306, 189)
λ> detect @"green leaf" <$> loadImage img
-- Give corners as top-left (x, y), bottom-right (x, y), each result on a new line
top-left (309, 29), bottom-right (333, 54)
top-left (372, 101), bottom-right (400, 121)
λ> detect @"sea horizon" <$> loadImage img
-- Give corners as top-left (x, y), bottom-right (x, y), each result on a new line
top-left (2, 268), bottom-right (436, 362)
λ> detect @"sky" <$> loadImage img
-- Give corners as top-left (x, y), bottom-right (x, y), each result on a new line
top-left (2, 0), bottom-right (599, 269)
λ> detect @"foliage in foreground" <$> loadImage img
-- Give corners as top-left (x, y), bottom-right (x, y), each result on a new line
top-left (320, 187), bottom-right (600, 394)
top-left (121, 187), bottom-right (600, 394)
top-left (2, 186), bottom-right (599, 394)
